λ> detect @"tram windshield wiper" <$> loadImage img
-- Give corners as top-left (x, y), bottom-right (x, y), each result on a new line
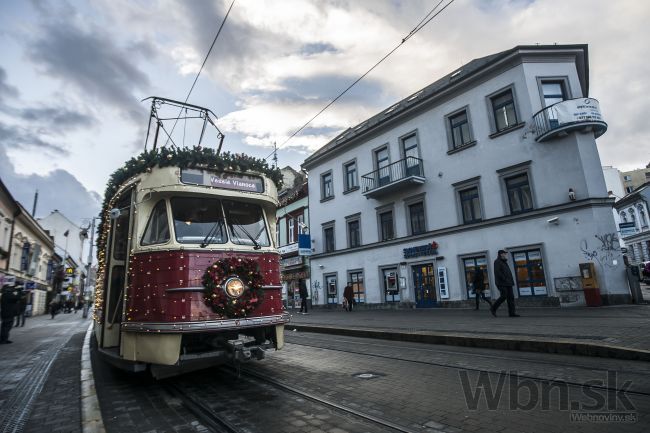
top-left (200, 222), bottom-right (223, 248)
top-left (231, 220), bottom-right (262, 250)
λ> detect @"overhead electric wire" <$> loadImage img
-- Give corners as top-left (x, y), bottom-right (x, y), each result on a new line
top-left (164, 0), bottom-right (236, 148)
top-left (265, 0), bottom-right (455, 161)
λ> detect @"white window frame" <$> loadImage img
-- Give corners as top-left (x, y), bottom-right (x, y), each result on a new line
top-left (288, 217), bottom-right (295, 244)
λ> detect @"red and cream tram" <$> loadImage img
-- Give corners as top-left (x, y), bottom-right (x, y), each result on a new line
top-left (93, 98), bottom-right (289, 378)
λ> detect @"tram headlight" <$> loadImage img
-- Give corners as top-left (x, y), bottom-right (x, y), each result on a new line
top-left (224, 277), bottom-right (245, 298)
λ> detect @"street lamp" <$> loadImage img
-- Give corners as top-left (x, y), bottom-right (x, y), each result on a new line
top-left (81, 217), bottom-right (100, 318)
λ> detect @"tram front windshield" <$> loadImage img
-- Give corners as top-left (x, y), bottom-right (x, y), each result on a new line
top-left (222, 199), bottom-right (270, 248)
top-left (171, 197), bottom-right (226, 244)
top-left (170, 197), bottom-right (270, 247)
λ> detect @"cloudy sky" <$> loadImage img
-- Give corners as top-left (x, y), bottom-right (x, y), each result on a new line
top-left (0, 0), bottom-right (649, 226)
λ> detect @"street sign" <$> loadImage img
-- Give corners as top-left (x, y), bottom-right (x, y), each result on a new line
top-left (298, 234), bottom-right (312, 256)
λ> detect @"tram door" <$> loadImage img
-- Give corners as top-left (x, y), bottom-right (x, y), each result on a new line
top-left (412, 264), bottom-right (436, 307)
top-left (101, 190), bottom-right (134, 349)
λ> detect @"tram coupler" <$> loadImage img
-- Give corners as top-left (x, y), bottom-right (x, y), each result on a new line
top-left (251, 346), bottom-right (266, 360)
top-left (226, 339), bottom-right (252, 362)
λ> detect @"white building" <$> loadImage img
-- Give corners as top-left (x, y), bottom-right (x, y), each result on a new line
top-left (303, 44), bottom-right (629, 308)
top-left (0, 178), bottom-right (56, 315)
top-left (614, 184), bottom-right (650, 264)
top-left (602, 166), bottom-right (626, 201)
top-left (38, 210), bottom-right (90, 299)
top-left (276, 170), bottom-right (310, 309)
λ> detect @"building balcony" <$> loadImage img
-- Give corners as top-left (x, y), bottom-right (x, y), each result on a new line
top-left (361, 156), bottom-right (425, 198)
top-left (533, 98), bottom-right (607, 143)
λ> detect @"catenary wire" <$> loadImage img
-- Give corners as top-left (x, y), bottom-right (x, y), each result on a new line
top-left (164, 0), bottom-right (236, 148)
top-left (264, 0), bottom-right (455, 161)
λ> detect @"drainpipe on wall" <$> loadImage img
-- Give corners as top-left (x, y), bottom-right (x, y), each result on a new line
top-left (5, 208), bottom-right (21, 271)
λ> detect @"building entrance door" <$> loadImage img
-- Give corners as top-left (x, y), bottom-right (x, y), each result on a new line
top-left (412, 264), bottom-right (436, 307)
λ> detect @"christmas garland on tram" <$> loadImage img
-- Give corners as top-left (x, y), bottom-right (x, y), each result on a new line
top-left (92, 146), bottom-right (282, 322)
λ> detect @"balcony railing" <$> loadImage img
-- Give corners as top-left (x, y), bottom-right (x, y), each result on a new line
top-left (361, 156), bottom-right (425, 198)
top-left (533, 97), bottom-right (607, 142)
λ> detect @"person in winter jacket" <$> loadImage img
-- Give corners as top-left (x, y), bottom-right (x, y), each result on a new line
top-left (472, 267), bottom-right (492, 310)
top-left (343, 284), bottom-right (355, 312)
top-left (490, 250), bottom-right (519, 317)
top-left (1, 284), bottom-right (21, 344)
top-left (298, 279), bottom-right (309, 314)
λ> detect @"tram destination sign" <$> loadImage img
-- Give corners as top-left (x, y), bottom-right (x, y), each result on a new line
top-left (181, 169), bottom-right (264, 193)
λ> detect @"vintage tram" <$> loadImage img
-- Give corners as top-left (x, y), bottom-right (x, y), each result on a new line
top-left (93, 97), bottom-right (289, 378)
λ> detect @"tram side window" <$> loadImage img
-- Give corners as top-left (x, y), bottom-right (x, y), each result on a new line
top-left (141, 200), bottom-right (170, 246)
top-left (113, 194), bottom-right (131, 261)
top-left (222, 200), bottom-right (270, 247)
top-left (171, 197), bottom-right (226, 244)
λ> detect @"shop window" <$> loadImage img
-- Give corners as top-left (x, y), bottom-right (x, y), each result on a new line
top-left (463, 256), bottom-right (490, 300)
top-left (512, 249), bottom-right (547, 297)
top-left (348, 270), bottom-right (366, 303)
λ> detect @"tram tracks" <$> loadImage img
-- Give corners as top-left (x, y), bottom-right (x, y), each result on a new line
top-left (285, 334), bottom-right (650, 398)
top-left (163, 381), bottom-right (242, 433)
top-left (164, 366), bottom-right (421, 433)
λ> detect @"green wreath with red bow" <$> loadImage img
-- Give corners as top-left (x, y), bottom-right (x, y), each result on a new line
top-left (202, 257), bottom-right (265, 318)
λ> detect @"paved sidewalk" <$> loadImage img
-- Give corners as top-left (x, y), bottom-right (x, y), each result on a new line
top-left (287, 304), bottom-right (650, 361)
top-left (0, 310), bottom-right (93, 433)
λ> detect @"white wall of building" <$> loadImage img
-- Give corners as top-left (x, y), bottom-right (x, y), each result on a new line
top-left (304, 45), bottom-right (627, 306)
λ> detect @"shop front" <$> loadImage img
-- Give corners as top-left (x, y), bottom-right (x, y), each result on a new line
top-left (280, 255), bottom-right (309, 310)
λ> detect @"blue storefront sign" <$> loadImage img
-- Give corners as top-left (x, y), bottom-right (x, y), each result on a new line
top-left (403, 241), bottom-right (439, 259)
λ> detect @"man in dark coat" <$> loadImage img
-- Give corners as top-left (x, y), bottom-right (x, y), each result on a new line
top-left (1, 284), bottom-right (21, 344)
top-left (298, 279), bottom-right (309, 314)
top-left (343, 283), bottom-right (355, 312)
top-left (15, 292), bottom-right (27, 327)
top-left (490, 250), bottom-right (519, 317)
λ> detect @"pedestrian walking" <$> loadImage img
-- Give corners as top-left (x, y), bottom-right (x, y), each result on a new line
top-left (298, 279), bottom-right (309, 314)
top-left (472, 268), bottom-right (492, 310)
top-left (1, 283), bottom-right (21, 344)
top-left (14, 291), bottom-right (27, 327)
top-left (343, 283), bottom-right (354, 312)
top-left (490, 250), bottom-right (520, 317)
top-left (49, 299), bottom-right (59, 319)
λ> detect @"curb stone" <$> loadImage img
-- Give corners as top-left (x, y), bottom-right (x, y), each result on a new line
top-left (289, 324), bottom-right (650, 361)
top-left (81, 323), bottom-right (105, 433)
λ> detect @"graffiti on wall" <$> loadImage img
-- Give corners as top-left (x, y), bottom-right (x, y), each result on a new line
top-left (580, 233), bottom-right (621, 269)
top-left (311, 280), bottom-right (321, 303)
top-left (553, 276), bottom-right (582, 292)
